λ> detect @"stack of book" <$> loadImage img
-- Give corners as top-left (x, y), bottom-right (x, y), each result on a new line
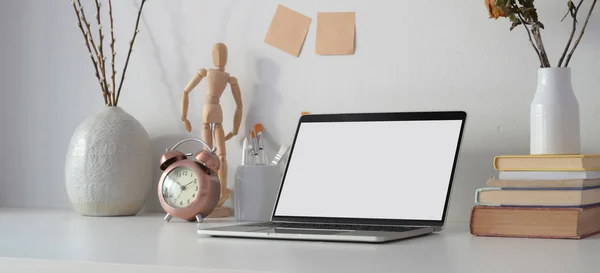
top-left (470, 154), bottom-right (600, 239)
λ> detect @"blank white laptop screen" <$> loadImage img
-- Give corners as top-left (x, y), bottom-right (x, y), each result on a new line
top-left (274, 119), bottom-right (463, 221)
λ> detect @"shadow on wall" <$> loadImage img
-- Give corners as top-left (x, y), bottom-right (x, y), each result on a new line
top-left (143, 133), bottom-right (193, 213)
top-left (138, 0), bottom-right (185, 123)
top-left (445, 149), bottom-right (495, 223)
top-left (244, 57), bottom-right (282, 148)
top-left (446, 130), bottom-right (528, 222)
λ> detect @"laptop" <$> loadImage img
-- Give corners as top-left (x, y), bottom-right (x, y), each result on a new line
top-left (198, 111), bottom-right (467, 243)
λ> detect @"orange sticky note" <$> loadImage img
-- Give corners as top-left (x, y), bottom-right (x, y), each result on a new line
top-left (264, 5), bottom-right (312, 57)
top-left (315, 12), bottom-right (356, 55)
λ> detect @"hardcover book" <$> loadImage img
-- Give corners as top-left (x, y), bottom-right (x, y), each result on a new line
top-left (494, 154), bottom-right (600, 171)
top-left (470, 205), bottom-right (600, 239)
top-left (486, 178), bottom-right (600, 188)
top-left (475, 186), bottom-right (600, 207)
top-left (498, 170), bottom-right (600, 180)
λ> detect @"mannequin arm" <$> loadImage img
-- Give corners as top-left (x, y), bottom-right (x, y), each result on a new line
top-left (225, 76), bottom-right (243, 141)
top-left (181, 69), bottom-right (207, 132)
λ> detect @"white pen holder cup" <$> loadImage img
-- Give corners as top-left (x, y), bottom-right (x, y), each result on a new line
top-left (234, 165), bottom-right (283, 222)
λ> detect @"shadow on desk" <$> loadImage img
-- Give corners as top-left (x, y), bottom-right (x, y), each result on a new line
top-left (186, 229), bottom-right (454, 272)
top-left (195, 228), bottom-right (443, 247)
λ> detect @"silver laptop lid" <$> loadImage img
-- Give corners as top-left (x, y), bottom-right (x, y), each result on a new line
top-left (270, 111), bottom-right (466, 227)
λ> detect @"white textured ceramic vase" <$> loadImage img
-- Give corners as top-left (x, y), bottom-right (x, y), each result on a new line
top-left (530, 68), bottom-right (581, 155)
top-left (65, 107), bottom-right (153, 216)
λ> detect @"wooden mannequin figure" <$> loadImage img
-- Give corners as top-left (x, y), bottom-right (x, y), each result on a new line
top-left (180, 43), bottom-right (243, 217)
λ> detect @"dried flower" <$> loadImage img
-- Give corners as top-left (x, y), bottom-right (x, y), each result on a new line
top-left (486, 0), bottom-right (597, 68)
top-left (486, 0), bottom-right (506, 19)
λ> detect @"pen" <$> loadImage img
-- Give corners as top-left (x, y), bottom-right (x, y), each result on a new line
top-left (254, 123), bottom-right (268, 165)
top-left (252, 130), bottom-right (261, 165)
top-left (241, 137), bottom-right (248, 166)
top-left (271, 144), bottom-right (289, 166)
top-left (250, 129), bottom-right (259, 165)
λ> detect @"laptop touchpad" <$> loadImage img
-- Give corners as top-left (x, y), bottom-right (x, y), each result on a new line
top-left (257, 228), bottom-right (343, 235)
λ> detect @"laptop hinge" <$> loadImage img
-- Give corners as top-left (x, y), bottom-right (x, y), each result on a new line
top-left (271, 220), bottom-right (433, 228)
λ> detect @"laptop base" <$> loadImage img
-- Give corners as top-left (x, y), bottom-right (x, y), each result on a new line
top-left (197, 224), bottom-right (436, 243)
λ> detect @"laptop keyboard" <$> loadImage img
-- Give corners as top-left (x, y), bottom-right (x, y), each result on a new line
top-left (245, 222), bottom-right (420, 232)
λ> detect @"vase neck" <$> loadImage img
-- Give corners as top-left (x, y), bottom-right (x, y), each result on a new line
top-left (537, 68), bottom-right (572, 91)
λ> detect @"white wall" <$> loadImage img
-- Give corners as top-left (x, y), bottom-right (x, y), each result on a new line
top-left (1, 0), bottom-right (599, 223)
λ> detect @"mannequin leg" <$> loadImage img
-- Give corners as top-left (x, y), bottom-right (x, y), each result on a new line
top-left (202, 123), bottom-right (213, 150)
top-left (214, 124), bottom-right (231, 206)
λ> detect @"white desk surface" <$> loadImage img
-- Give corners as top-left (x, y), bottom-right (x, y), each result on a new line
top-left (0, 208), bottom-right (598, 273)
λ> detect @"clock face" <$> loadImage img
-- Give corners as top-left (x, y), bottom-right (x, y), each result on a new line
top-left (161, 167), bottom-right (199, 208)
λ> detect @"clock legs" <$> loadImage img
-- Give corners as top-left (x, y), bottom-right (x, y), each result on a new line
top-left (164, 213), bottom-right (202, 223)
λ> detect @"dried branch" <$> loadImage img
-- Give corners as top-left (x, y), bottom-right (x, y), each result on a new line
top-left (565, 0), bottom-right (598, 67)
top-left (76, 0), bottom-right (100, 66)
top-left (76, 0), bottom-right (108, 99)
top-left (115, 0), bottom-right (147, 106)
top-left (109, 0), bottom-right (117, 106)
top-left (531, 24), bottom-right (551, 67)
top-left (516, 13), bottom-right (544, 67)
top-left (561, 10), bottom-right (571, 22)
top-left (95, 0), bottom-right (111, 106)
top-left (72, 0), bottom-right (108, 105)
top-left (558, 0), bottom-right (584, 67)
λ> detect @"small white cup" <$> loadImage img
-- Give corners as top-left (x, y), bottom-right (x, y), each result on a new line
top-left (234, 165), bottom-right (283, 222)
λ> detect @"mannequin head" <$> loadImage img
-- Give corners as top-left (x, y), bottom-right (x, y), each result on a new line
top-left (212, 43), bottom-right (228, 71)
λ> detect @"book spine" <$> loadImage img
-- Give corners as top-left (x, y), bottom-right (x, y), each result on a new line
top-left (499, 186), bottom-right (600, 190)
top-left (474, 187), bottom-right (501, 206)
top-left (470, 232), bottom-right (582, 239)
top-left (493, 155), bottom-right (600, 171)
top-left (497, 167), bottom-right (600, 171)
top-left (492, 156), bottom-right (500, 170)
top-left (469, 206), bottom-right (587, 239)
top-left (497, 204), bottom-right (598, 208)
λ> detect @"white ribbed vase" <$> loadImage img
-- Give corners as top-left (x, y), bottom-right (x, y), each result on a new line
top-left (65, 107), bottom-right (153, 216)
top-left (530, 68), bottom-right (581, 155)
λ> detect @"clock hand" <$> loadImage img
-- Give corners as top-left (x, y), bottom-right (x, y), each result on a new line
top-left (172, 180), bottom-right (186, 191)
top-left (183, 179), bottom-right (197, 187)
